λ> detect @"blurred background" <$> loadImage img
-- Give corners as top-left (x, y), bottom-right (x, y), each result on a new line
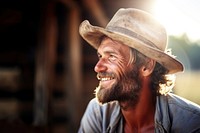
top-left (0, 0), bottom-right (199, 132)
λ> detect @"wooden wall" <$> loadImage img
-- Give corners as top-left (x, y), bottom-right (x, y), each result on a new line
top-left (0, 0), bottom-right (155, 132)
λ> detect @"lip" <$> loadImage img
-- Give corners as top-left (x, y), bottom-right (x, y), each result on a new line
top-left (99, 78), bottom-right (115, 88)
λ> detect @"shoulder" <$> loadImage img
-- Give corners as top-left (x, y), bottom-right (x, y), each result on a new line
top-left (166, 93), bottom-right (200, 131)
top-left (78, 98), bottom-right (121, 133)
top-left (167, 93), bottom-right (200, 115)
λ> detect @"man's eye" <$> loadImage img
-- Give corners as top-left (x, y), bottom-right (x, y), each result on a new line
top-left (109, 55), bottom-right (116, 61)
top-left (98, 54), bottom-right (102, 59)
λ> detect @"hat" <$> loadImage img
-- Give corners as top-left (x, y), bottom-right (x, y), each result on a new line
top-left (79, 8), bottom-right (184, 74)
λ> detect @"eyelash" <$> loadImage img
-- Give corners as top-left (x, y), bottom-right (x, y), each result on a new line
top-left (109, 54), bottom-right (116, 60)
top-left (97, 54), bottom-right (117, 62)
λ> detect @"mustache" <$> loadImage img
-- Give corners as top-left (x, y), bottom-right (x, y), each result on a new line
top-left (96, 72), bottom-right (115, 80)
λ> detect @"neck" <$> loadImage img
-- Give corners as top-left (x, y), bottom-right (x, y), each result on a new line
top-left (120, 79), bottom-right (156, 132)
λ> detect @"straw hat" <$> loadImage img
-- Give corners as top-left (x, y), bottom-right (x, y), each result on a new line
top-left (79, 8), bottom-right (184, 74)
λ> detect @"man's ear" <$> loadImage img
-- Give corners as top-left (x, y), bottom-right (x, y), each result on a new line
top-left (141, 59), bottom-right (156, 77)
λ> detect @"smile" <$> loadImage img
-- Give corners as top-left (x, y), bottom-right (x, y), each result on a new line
top-left (97, 73), bottom-right (115, 81)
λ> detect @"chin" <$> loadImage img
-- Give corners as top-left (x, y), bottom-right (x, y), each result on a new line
top-left (95, 85), bottom-right (116, 104)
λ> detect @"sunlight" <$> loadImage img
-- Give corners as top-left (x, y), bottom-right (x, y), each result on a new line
top-left (152, 0), bottom-right (200, 41)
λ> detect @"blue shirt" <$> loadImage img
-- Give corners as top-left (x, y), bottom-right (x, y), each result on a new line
top-left (78, 93), bottom-right (200, 133)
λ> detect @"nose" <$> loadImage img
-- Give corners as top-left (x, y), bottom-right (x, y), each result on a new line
top-left (94, 58), bottom-right (107, 73)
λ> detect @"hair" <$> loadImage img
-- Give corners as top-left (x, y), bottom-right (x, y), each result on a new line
top-left (129, 48), bottom-right (176, 95)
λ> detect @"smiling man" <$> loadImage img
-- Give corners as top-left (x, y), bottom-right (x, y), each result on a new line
top-left (95, 38), bottom-right (141, 106)
top-left (78, 8), bottom-right (200, 133)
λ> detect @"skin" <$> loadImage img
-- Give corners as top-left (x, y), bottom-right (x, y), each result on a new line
top-left (94, 37), bottom-right (156, 133)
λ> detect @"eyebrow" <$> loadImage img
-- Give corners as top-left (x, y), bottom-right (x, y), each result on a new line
top-left (97, 49), bottom-right (118, 56)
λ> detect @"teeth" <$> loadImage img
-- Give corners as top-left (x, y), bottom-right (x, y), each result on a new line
top-left (97, 73), bottom-right (115, 81)
top-left (101, 77), bottom-right (112, 81)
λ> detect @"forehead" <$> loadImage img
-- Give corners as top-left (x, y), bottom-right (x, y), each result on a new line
top-left (98, 37), bottom-right (130, 53)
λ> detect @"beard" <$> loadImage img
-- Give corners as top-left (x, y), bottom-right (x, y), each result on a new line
top-left (95, 66), bottom-right (142, 108)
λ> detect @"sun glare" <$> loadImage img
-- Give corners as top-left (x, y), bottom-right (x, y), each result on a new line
top-left (152, 0), bottom-right (200, 41)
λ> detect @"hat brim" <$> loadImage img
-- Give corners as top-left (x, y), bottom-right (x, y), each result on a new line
top-left (79, 20), bottom-right (184, 74)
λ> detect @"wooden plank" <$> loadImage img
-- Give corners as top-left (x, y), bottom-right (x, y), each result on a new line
top-left (64, 6), bottom-right (82, 132)
top-left (33, 1), bottom-right (57, 126)
top-left (82, 0), bottom-right (108, 26)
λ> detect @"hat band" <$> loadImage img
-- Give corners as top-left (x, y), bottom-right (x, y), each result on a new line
top-left (106, 26), bottom-right (159, 49)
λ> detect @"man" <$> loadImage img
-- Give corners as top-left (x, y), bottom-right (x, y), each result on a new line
top-left (78, 8), bottom-right (200, 133)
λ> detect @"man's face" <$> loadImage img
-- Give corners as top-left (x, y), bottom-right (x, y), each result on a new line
top-left (94, 37), bottom-right (142, 105)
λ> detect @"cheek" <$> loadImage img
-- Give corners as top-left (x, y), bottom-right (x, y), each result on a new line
top-left (112, 59), bottom-right (130, 79)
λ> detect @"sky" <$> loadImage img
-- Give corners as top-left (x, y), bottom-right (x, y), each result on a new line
top-left (152, 0), bottom-right (200, 42)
